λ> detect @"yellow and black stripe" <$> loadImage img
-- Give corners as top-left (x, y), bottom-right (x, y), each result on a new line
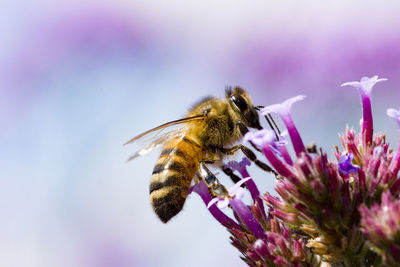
top-left (149, 136), bottom-right (204, 223)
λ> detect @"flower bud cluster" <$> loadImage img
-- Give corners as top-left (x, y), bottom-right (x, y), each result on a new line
top-left (360, 191), bottom-right (400, 267)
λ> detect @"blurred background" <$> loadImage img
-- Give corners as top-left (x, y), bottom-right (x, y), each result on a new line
top-left (1, 0), bottom-right (400, 266)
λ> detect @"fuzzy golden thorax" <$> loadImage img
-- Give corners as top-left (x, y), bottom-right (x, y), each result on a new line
top-left (186, 87), bottom-right (261, 150)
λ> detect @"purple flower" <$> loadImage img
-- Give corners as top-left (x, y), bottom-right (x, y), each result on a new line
top-left (190, 75), bottom-right (400, 266)
top-left (275, 130), bottom-right (293, 165)
top-left (338, 153), bottom-right (359, 175)
top-left (190, 180), bottom-right (240, 229)
top-left (341, 75), bottom-right (387, 97)
top-left (244, 129), bottom-right (295, 178)
top-left (225, 158), bottom-right (267, 218)
top-left (225, 157), bottom-right (251, 178)
top-left (261, 95), bottom-right (306, 156)
top-left (360, 191), bottom-right (400, 266)
top-left (243, 129), bottom-right (276, 150)
top-left (244, 130), bottom-right (292, 164)
top-left (207, 177), bottom-right (250, 209)
top-left (341, 76), bottom-right (387, 146)
top-left (248, 216), bottom-right (309, 266)
top-left (207, 177), bottom-right (266, 239)
top-left (261, 95), bottom-right (306, 115)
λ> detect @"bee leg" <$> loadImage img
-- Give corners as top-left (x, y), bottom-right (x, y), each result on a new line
top-left (221, 167), bottom-right (249, 189)
top-left (239, 145), bottom-right (277, 175)
top-left (222, 167), bottom-right (242, 184)
top-left (220, 145), bottom-right (278, 176)
top-left (199, 162), bottom-right (230, 198)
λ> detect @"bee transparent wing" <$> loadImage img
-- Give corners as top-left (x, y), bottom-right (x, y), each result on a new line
top-left (123, 115), bottom-right (204, 146)
top-left (125, 129), bottom-right (185, 162)
top-left (124, 115), bottom-right (204, 162)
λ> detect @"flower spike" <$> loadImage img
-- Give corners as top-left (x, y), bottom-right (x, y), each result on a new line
top-left (188, 75), bottom-right (400, 266)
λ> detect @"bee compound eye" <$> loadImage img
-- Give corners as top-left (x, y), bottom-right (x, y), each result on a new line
top-left (230, 95), bottom-right (247, 111)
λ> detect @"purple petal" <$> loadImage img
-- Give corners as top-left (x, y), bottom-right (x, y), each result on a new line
top-left (243, 129), bottom-right (276, 150)
top-left (206, 177), bottom-right (251, 209)
top-left (229, 177), bottom-right (251, 197)
top-left (276, 130), bottom-right (289, 146)
top-left (261, 95), bottom-right (306, 116)
top-left (261, 96), bottom-right (307, 156)
top-left (191, 180), bottom-right (240, 229)
top-left (387, 108), bottom-right (400, 126)
top-left (207, 197), bottom-right (221, 209)
top-left (225, 158), bottom-right (251, 177)
top-left (230, 198), bottom-right (266, 239)
top-left (216, 198), bottom-right (230, 209)
top-left (338, 153), bottom-right (360, 175)
top-left (224, 160), bottom-right (267, 218)
top-left (341, 75), bottom-right (387, 96)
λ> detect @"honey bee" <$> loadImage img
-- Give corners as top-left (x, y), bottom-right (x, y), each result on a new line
top-left (124, 87), bottom-right (265, 223)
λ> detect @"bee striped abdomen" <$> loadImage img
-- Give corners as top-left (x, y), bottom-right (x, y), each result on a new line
top-left (149, 136), bottom-right (202, 223)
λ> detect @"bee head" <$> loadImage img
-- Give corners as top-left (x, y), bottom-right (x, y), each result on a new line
top-left (226, 86), bottom-right (262, 130)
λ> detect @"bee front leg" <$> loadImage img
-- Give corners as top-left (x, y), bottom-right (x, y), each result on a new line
top-left (199, 162), bottom-right (230, 199)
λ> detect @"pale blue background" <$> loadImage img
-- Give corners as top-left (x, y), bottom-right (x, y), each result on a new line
top-left (1, 1), bottom-right (400, 266)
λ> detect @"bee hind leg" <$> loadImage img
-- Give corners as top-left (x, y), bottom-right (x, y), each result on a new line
top-left (199, 161), bottom-right (230, 198)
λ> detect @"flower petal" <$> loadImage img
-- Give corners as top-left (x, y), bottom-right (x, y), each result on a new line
top-left (338, 153), bottom-right (359, 175)
top-left (387, 108), bottom-right (400, 124)
top-left (341, 75), bottom-right (387, 96)
top-left (243, 129), bottom-right (276, 150)
top-left (216, 198), bottom-right (230, 209)
top-left (207, 197), bottom-right (221, 209)
top-left (260, 96), bottom-right (307, 156)
top-left (261, 95), bottom-right (306, 116)
top-left (225, 158), bottom-right (251, 175)
top-left (228, 177), bottom-right (252, 197)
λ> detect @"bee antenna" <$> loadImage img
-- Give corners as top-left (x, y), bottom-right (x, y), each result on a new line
top-left (254, 105), bottom-right (264, 111)
top-left (225, 85), bottom-right (233, 97)
top-left (264, 113), bottom-right (281, 141)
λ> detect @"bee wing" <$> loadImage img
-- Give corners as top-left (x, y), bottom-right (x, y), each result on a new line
top-left (125, 129), bottom-right (185, 162)
top-left (124, 115), bottom-right (204, 162)
top-left (123, 115), bottom-right (204, 146)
